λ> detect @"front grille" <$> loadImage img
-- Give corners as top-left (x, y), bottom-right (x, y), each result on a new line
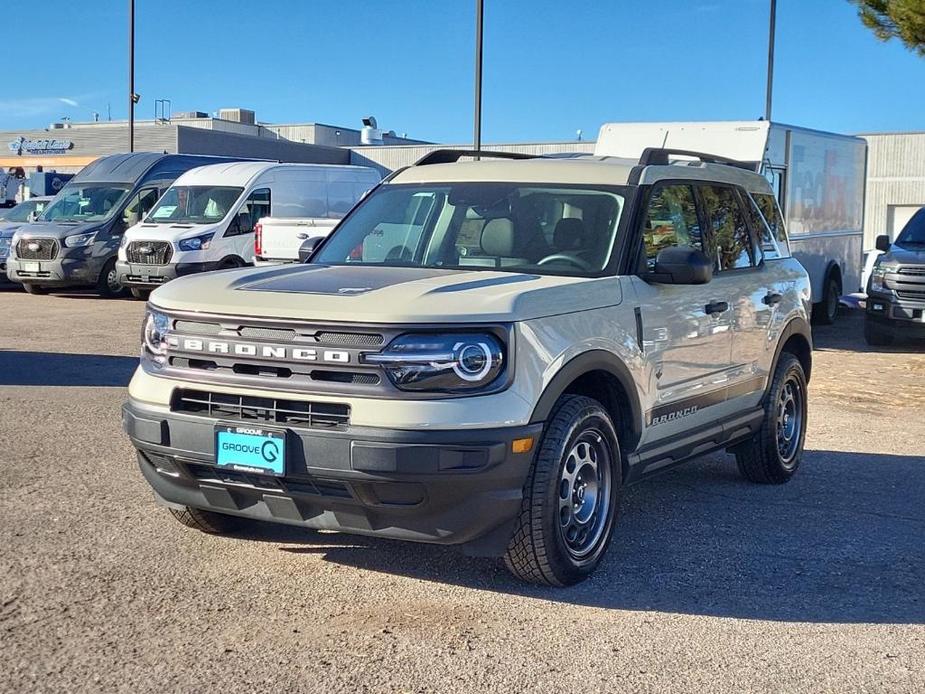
top-left (898, 266), bottom-right (925, 277)
top-left (172, 389), bottom-right (350, 429)
top-left (185, 463), bottom-right (352, 498)
top-left (126, 240), bottom-right (173, 265)
top-left (239, 326), bottom-right (298, 341)
top-left (316, 331), bottom-right (383, 347)
top-left (897, 289), bottom-right (925, 301)
top-left (174, 320), bottom-right (223, 335)
top-left (16, 238), bottom-right (58, 260)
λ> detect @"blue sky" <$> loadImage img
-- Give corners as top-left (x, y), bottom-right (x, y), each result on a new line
top-left (3, 0), bottom-right (923, 142)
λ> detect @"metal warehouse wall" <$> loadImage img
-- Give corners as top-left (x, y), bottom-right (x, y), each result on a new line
top-left (861, 132), bottom-right (925, 249)
top-left (175, 126), bottom-right (350, 164)
top-left (348, 141), bottom-right (597, 175)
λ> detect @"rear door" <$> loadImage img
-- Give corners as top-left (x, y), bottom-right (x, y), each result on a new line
top-left (630, 182), bottom-right (735, 435)
top-left (697, 184), bottom-right (774, 405)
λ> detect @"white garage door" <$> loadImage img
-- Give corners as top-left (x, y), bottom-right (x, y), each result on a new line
top-left (888, 204), bottom-right (925, 238)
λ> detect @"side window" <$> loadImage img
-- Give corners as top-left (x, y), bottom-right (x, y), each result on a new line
top-left (233, 188), bottom-right (270, 235)
top-left (752, 192), bottom-right (789, 253)
top-left (642, 185), bottom-right (702, 269)
top-left (744, 193), bottom-right (781, 260)
top-left (700, 185), bottom-right (754, 271)
top-left (122, 188), bottom-right (159, 229)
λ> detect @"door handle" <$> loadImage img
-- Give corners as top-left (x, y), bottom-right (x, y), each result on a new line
top-left (763, 292), bottom-right (783, 306)
top-left (704, 301), bottom-right (729, 316)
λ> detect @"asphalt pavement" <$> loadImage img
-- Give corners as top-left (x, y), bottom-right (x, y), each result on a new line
top-left (1, 288), bottom-right (922, 693)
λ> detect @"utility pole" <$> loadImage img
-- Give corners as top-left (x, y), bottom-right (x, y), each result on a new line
top-left (129, 0), bottom-right (135, 151)
top-left (473, 0), bottom-right (483, 157)
top-left (765, 0), bottom-right (777, 121)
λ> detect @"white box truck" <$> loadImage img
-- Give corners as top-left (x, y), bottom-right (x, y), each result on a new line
top-left (595, 121), bottom-right (867, 323)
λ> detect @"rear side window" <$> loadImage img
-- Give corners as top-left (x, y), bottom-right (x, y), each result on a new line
top-left (752, 192), bottom-right (789, 253)
top-left (744, 194), bottom-right (782, 260)
top-left (642, 185), bottom-right (702, 269)
top-left (700, 186), bottom-right (754, 271)
top-left (234, 188), bottom-right (270, 234)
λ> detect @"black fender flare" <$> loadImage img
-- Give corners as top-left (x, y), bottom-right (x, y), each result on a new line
top-left (767, 316), bottom-right (813, 395)
top-left (529, 350), bottom-right (644, 451)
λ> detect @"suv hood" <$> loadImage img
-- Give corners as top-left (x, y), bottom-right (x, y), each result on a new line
top-left (0, 222), bottom-right (25, 237)
top-left (151, 264), bottom-right (624, 323)
top-left (882, 244), bottom-right (925, 266)
top-left (14, 220), bottom-right (102, 240)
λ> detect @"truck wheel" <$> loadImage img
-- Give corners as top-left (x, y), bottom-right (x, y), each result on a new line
top-left (23, 283), bottom-right (48, 295)
top-left (735, 353), bottom-right (807, 484)
top-left (504, 395), bottom-right (621, 586)
top-left (130, 287), bottom-right (150, 300)
top-left (812, 275), bottom-right (840, 325)
top-left (96, 257), bottom-right (125, 298)
top-left (864, 320), bottom-right (894, 346)
top-left (169, 506), bottom-right (243, 534)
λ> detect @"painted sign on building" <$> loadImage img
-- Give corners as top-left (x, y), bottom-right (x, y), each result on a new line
top-left (8, 137), bottom-right (74, 155)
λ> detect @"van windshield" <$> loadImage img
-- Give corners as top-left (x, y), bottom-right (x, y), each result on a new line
top-left (146, 186), bottom-right (244, 224)
top-left (313, 183), bottom-right (627, 277)
top-left (0, 199), bottom-right (47, 222)
top-left (41, 183), bottom-right (131, 223)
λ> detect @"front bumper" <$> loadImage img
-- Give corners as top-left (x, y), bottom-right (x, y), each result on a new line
top-left (116, 260), bottom-right (221, 288)
top-left (866, 291), bottom-right (925, 337)
top-left (123, 399), bottom-right (542, 555)
top-left (6, 253), bottom-right (102, 287)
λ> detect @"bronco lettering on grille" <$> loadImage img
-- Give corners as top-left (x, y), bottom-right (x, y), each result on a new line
top-left (166, 336), bottom-right (350, 364)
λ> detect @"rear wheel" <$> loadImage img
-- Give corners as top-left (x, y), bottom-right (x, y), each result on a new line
top-left (96, 257), bottom-right (125, 298)
top-left (812, 274), bottom-right (841, 325)
top-left (22, 283), bottom-right (48, 295)
top-left (504, 395), bottom-right (621, 586)
top-left (864, 319), bottom-right (895, 346)
top-left (169, 506), bottom-right (243, 534)
top-left (129, 287), bottom-right (150, 300)
top-left (735, 353), bottom-right (807, 484)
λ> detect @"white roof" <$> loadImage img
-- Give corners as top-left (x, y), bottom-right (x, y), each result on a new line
top-left (391, 157), bottom-right (638, 186)
top-left (595, 121), bottom-right (772, 161)
top-left (173, 161), bottom-right (379, 187)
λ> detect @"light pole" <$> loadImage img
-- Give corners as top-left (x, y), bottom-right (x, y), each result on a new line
top-left (474, 0), bottom-right (483, 157)
top-left (129, 0), bottom-right (135, 151)
top-left (765, 0), bottom-right (777, 121)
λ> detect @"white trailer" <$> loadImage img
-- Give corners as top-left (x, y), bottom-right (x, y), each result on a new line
top-left (595, 121), bottom-right (867, 323)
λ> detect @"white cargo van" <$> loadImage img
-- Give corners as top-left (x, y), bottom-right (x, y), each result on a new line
top-left (116, 162), bottom-right (379, 297)
top-left (595, 121), bottom-right (867, 323)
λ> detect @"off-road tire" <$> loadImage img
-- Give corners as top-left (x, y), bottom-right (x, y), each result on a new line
top-left (812, 275), bottom-right (840, 325)
top-left (169, 506), bottom-right (243, 534)
top-left (864, 320), bottom-right (894, 346)
top-left (96, 257), bottom-right (124, 298)
top-left (22, 283), bottom-right (48, 295)
top-left (130, 287), bottom-right (150, 300)
top-left (735, 353), bottom-right (807, 484)
top-left (504, 395), bottom-right (621, 586)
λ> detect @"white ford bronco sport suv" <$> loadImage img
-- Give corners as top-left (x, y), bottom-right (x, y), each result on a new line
top-left (123, 148), bottom-right (813, 586)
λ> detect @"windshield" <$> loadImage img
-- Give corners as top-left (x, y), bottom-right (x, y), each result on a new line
top-left (41, 183), bottom-right (131, 223)
top-left (896, 208), bottom-right (925, 246)
top-left (146, 185), bottom-right (244, 224)
top-left (313, 183), bottom-right (627, 277)
top-left (0, 199), bottom-right (46, 222)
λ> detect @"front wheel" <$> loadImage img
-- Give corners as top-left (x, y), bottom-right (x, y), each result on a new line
top-left (129, 287), bottom-right (150, 300)
top-left (504, 395), bottom-right (621, 586)
top-left (22, 283), bottom-right (48, 295)
top-left (169, 506), bottom-right (244, 534)
top-left (735, 353), bottom-right (807, 484)
top-left (96, 257), bottom-right (125, 298)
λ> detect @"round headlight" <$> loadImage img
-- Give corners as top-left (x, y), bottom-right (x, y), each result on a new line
top-left (454, 341), bottom-right (493, 381)
top-left (142, 309), bottom-right (170, 364)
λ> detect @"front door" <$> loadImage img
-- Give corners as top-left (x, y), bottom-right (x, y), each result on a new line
top-left (631, 183), bottom-right (735, 434)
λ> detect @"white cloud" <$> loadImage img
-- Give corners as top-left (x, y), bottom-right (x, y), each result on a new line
top-left (58, 97), bottom-right (79, 107)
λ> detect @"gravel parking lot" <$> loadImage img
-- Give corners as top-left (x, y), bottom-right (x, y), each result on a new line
top-left (1, 288), bottom-right (923, 693)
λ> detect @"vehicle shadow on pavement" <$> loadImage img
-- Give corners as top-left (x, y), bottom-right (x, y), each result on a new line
top-left (252, 449), bottom-right (924, 624)
top-left (0, 350), bottom-right (137, 386)
top-left (813, 310), bottom-right (924, 355)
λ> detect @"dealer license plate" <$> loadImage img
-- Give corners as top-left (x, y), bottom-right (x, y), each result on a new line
top-left (22, 262), bottom-right (40, 273)
top-left (214, 424), bottom-right (286, 476)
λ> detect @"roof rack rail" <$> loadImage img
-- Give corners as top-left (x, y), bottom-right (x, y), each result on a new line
top-left (638, 147), bottom-right (746, 167)
top-left (413, 149), bottom-right (536, 166)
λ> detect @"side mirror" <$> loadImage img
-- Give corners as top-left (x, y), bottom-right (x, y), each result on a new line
top-left (875, 234), bottom-right (891, 253)
top-left (235, 211), bottom-right (252, 235)
top-left (125, 211), bottom-right (140, 228)
top-left (645, 246), bottom-right (713, 285)
top-left (298, 236), bottom-right (323, 263)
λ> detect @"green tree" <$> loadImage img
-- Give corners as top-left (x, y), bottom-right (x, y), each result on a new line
top-left (850, 0), bottom-right (925, 55)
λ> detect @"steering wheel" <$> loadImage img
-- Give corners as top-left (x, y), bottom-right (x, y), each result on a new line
top-left (537, 253), bottom-right (594, 272)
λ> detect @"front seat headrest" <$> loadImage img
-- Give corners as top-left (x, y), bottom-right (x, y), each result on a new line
top-left (481, 218), bottom-right (515, 256)
top-left (553, 218), bottom-right (586, 251)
